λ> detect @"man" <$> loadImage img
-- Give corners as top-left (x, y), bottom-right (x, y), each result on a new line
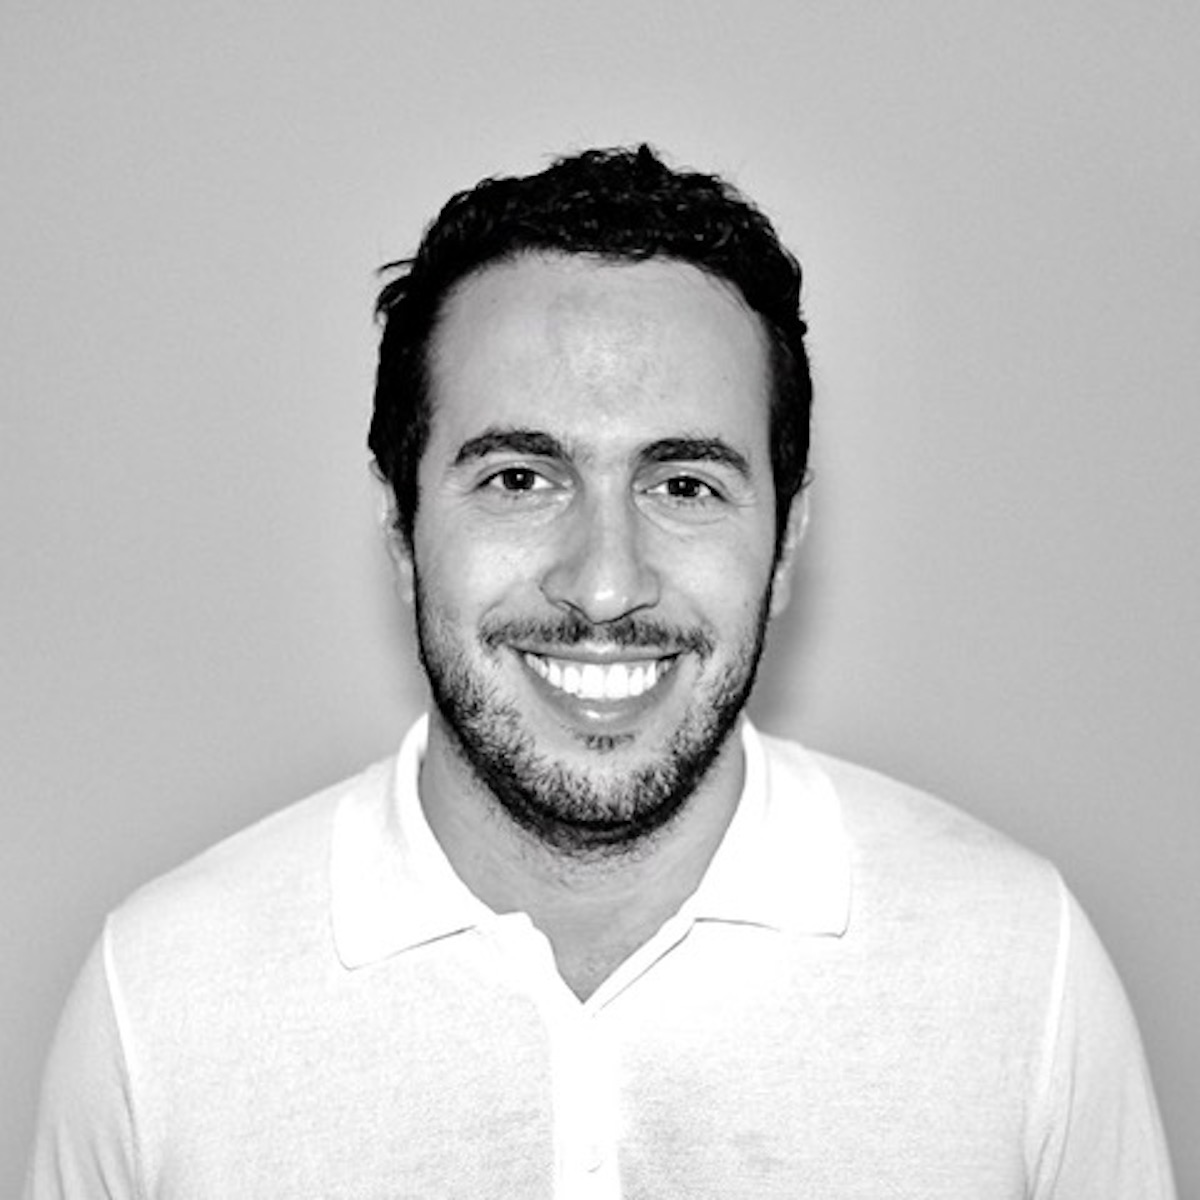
top-left (26, 146), bottom-right (1175, 1198)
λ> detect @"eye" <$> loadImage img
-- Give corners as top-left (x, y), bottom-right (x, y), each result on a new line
top-left (648, 474), bottom-right (721, 502)
top-left (482, 466), bottom-right (552, 494)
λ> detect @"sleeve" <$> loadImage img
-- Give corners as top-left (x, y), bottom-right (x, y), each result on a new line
top-left (23, 922), bottom-right (142, 1200)
top-left (1028, 880), bottom-right (1177, 1199)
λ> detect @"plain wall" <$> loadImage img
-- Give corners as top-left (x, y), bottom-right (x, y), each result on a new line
top-left (2, 1), bottom-right (1196, 1193)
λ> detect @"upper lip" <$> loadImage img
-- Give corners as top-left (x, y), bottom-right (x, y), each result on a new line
top-left (515, 644), bottom-right (676, 664)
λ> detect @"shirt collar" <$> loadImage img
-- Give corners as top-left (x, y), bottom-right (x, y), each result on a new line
top-left (331, 716), bottom-right (494, 969)
top-left (683, 721), bottom-right (851, 936)
top-left (331, 716), bottom-right (851, 970)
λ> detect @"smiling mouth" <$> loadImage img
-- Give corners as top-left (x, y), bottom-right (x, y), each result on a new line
top-left (521, 652), bottom-right (676, 701)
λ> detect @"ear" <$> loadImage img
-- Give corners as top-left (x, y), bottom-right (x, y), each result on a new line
top-left (768, 491), bottom-right (809, 619)
top-left (379, 492), bottom-right (415, 605)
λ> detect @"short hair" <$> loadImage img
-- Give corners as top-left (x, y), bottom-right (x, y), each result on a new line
top-left (368, 144), bottom-right (811, 553)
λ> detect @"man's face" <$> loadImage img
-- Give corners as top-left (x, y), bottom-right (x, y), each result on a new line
top-left (405, 253), bottom-right (796, 855)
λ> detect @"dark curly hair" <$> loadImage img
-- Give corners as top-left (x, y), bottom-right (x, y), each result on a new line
top-left (369, 145), bottom-right (811, 554)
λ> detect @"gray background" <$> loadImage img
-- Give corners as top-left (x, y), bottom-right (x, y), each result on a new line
top-left (3, 1), bottom-right (1196, 1194)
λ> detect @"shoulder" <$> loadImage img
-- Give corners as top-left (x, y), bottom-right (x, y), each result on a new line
top-left (758, 730), bottom-right (1063, 927)
top-left (106, 757), bottom-right (394, 977)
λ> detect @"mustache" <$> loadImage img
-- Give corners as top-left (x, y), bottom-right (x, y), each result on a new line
top-left (481, 613), bottom-right (714, 657)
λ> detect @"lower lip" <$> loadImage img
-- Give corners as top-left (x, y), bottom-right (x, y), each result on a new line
top-left (517, 653), bottom-right (680, 733)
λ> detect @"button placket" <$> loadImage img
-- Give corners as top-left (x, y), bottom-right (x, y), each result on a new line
top-left (551, 1006), bottom-right (622, 1200)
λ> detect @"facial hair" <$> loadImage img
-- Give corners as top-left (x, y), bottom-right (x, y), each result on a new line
top-left (412, 579), bottom-right (773, 859)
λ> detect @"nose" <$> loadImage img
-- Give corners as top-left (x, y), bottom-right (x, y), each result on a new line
top-left (540, 491), bottom-right (661, 624)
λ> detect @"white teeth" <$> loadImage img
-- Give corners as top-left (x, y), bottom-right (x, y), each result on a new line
top-left (523, 654), bottom-right (667, 701)
top-left (605, 664), bottom-right (630, 700)
top-left (580, 664), bottom-right (604, 697)
top-left (628, 665), bottom-right (647, 697)
top-left (563, 663), bottom-right (582, 696)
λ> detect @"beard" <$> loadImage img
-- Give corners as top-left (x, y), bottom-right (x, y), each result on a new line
top-left (412, 578), bottom-right (773, 859)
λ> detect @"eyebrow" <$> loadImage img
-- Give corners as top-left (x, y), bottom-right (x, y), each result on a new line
top-left (451, 427), bottom-right (751, 479)
top-left (639, 437), bottom-right (751, 479)
top-left (453, 427), bottom-right (571, 466)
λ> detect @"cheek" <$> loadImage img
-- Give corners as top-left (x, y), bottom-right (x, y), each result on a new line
top-left (660, 532), bottom-right (775, 599)
top-left (415, 529), bottom-right (536, 616)
top-left (700, 560), bottom-right (778, 644)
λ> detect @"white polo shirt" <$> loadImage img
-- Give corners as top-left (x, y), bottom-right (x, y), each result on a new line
top-left (25, 719), bottom-right (1175, 1198)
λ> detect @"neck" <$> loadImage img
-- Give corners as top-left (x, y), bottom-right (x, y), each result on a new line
top-left (418, 717), bottom-right (746, 999)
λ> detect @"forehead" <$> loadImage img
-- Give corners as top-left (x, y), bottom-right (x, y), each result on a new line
top-left (426, 253), bottom-right (771, 454)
